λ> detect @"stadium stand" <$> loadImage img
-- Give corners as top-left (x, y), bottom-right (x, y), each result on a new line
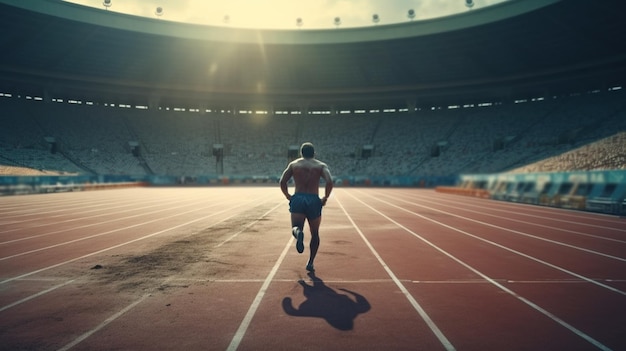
top-left (1, 88), bottom-right (624, 179)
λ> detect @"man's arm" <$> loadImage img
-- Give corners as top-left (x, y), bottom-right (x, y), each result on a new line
top-left (279, 163), bottom-right (293, 200)
top-left (321, 164), bottom-right (333, 206)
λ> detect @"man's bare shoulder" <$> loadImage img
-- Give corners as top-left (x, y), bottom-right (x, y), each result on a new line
top-left (316, 159), bottom-right (330, 170)
top-left (292, 158), bottom-right (327, 168)
top-left (289, 157), bottom-right (321, 167)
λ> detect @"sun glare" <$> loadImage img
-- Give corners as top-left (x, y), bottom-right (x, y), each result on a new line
top-left (63, 0), bottom-right (508, 29)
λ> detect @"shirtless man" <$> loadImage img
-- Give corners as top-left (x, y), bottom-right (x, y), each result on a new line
top-left (279, 142), bottom-right (333, 272)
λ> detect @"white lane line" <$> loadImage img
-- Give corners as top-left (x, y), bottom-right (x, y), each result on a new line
top-left (0, 279), bottom-right (75, 313)
top-left (417, 191), bottom-right (626, 231)
top-left (169, 278), bottom-right (398, 284)
top-left (0, 198), bottom-right (126, 220)
top-left (226, 231), bottom-right (293, 351)
top-left (407, 193), bottom-right (626, 242)
top-left (57, 294), bottom-right (149, 351)
top-left (0, 191), bottom-right (176, 219)
top-left (0, 190), bottom-right (195, 235)
top-left (0, 200), bottom-right (256, 285)
top-left (371, 191), bottom-right (626, 295)
top-left (0, 196), bottom-right (201, 245)
top-left (0, 195), bottom-right (256, 261)
top-left (344, 190), bottom-right (614, 351)
top-left (8, 199), bottom-right (281, 350)
top-left (163, 278), bottom-right (626, 284)
top-left (0, 189), bottom-right (240, 238)
top-left (217, 202), bottom-right (284, 247)
top-left (390, 193), bottom-right (626, 261)
top-left (335, 194), bottom-right (457, 351)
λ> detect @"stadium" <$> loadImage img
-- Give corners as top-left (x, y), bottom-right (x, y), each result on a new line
top-left (1, 1), bottom-right (625, 350)
top-left (1, 0), bottom-right (625, 211)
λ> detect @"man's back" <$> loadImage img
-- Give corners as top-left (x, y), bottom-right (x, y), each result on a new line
top-left (290, 158), bottom-right (329, 195)
top-left (279, 142), bottom-right (333, 203)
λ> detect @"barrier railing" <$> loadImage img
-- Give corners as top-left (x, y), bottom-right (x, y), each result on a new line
top-left (437, 170), bottom-right (626, 215)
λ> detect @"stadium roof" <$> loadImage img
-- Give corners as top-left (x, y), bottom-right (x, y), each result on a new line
top-left (64, 0), bottom-right (509, 30)
top-left (1, 0), bottom-right (625, 109)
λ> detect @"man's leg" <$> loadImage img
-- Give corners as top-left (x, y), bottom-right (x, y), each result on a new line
top-left (291, 213), bottom-right (306, 253)
top-left (306, 216), bottom-right (322, 271)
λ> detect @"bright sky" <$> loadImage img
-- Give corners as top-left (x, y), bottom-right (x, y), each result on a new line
top-left (64, 0), bottom-right (508, 29)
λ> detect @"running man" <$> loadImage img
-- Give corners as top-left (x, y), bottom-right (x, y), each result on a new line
top-left (279, 142), bottom-right (333, 272)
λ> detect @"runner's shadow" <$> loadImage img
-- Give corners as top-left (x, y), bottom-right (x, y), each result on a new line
top-left (282, 272), bottom-right (371, 330)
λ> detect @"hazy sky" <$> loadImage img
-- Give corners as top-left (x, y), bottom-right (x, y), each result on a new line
top-left (64, 0), bottom-right (508, 29)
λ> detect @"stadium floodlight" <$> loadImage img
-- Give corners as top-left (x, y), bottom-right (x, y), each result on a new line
top-left (372, 14), bottom-right (380, 24)
top-left (155, 7), bottom-right (163, 17)
top-left (334, 17), bottom-right (341, 28)
top-left (408, 9), bottom-right (416, 20)
top-left (465, 0), bottom-right (475, 9)
top-left (103, 0), bottom-right (111, 10)
top-left (296, 17), bottom-right (303, 28)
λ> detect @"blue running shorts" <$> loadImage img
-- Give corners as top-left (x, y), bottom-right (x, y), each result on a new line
top-left (289, 193), bottom-right (323, 220)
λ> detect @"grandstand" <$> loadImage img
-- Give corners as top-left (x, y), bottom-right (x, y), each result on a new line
top-left (2, 86), bottom-right (624, 178)
top-left (0, 0), bottom-right (625, 212)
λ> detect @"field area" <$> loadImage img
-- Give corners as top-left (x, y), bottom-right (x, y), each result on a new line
top-left (1, 187), bottom-right (625, 350)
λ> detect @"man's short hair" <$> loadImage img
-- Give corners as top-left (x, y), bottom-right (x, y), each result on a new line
top-left (300, 142), bottom-right (315, 158)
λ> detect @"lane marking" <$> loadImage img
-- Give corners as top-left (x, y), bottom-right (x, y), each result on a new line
top-left (0, 199), bottom-right (262, 285)
top-left (57, 294), bottom-right (149, 351)
top-left (392, 193), bottom-right (626, 261)
top-left (59, 273), bottom-right (192, 351)
top-left (369, 191), bottom-right (626, 294)
top-left (0, 189), bottom-right (186, 223)
top-left (0, 279), bottom-right (75, 313)
top-left (0, 204), bottom-right (218, 261)
top-left (0, 197), bottom-right (138, 221)
top-left (335, 194), bottom-right (457, 351)
top-left (125, 277), bottom-right (626, 284)
top-left (226, 231), bottom-right (293, 351)
top-left (403, 192), bottom-right (626, 243)
top-left (0, 188), bottom-right (247, 240)
top-left (4, 198), bottom-right (284, 350)
top-left (217, 201), bottom-right (284, 247)
top-left (416, 191), bottom-right (626, 231)
top-left (0, 195), bottom-right (264, 261)
top-left (0, 194), bottom-right (195, 242)
top-left (166, 278), bottom-right (399, 283)
top-left (343, 190), bottom-right (614, 351)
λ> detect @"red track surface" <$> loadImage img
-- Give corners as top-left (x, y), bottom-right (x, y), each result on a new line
top-left (1, 187), bottom-right (624, 350)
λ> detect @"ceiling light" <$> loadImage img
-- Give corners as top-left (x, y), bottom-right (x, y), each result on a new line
top-left (408, 9), bottom-right (416, 20)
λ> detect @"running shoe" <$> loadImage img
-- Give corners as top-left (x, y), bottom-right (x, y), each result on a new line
top-left (292, 226), bottom-right (304, 253)
top-left (306, 263), bottom-right (315, 272)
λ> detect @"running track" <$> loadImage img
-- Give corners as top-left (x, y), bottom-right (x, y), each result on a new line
top-left (0, 187), bottom-right (624, 350)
